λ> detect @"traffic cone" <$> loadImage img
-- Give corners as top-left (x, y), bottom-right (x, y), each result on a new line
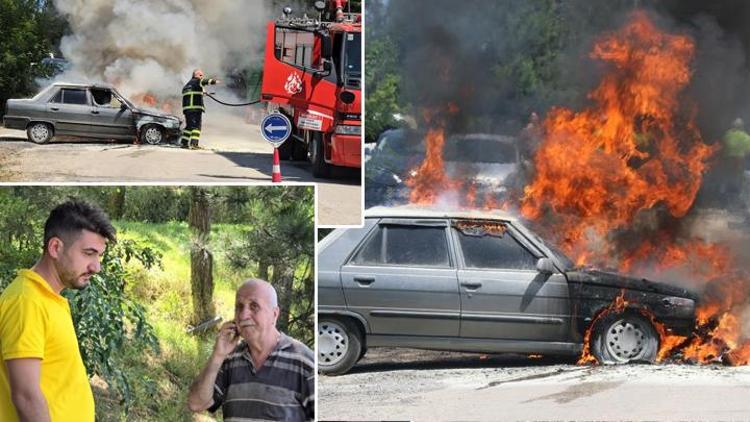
top-left (272, 147), bottom-right (282, 183)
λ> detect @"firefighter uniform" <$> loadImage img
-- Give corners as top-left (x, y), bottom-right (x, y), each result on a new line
top-left (181, 76), bottom-right (217, 148)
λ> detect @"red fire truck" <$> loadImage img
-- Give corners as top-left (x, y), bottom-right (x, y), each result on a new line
top-left (260, 0), bottom-right (362, 178)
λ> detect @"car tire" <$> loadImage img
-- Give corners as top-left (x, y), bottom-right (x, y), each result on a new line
top-left (590, 311), bottom-right (659, 364)
top-left (27, 122), bottom-right (53, 144)
top-left (310, 132), bottom-right (331, 178)
top-left (140, 124), bottom-right (164, 145)
top-left (318, 317), bottom-right (362, 375)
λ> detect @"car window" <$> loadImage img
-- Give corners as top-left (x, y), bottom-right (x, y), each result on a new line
top-left (90, 88), bottom-right (122, 108)
top-left (51, 88), bottom-right (89, 105)
top-left (454, 221), bottom-right (537, 270)
top-left (351, 224), bottom-right (451, 267)
top-left (351, 227), bottom-right (383, 265)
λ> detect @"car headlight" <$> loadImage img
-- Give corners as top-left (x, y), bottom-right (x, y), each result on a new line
top-left (335, 125), bottom-right (361, 136)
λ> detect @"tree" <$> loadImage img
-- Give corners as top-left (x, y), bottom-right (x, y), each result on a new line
top-left (227, 187), bottom-right (315, 346)
top-left (188, 187), bottom-right (215, 326)
top-left (0, 0), bottom-right (66, 117)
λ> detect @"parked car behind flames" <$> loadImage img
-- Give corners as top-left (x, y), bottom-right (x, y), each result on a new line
top-left (365, 129), bottom-right (522, 208)
top-left (318, 206), bottom-right (698, 375)
top-left (3, 82), bottom-right (181, 145)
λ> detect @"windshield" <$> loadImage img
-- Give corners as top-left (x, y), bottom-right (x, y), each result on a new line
top-left (343, 32), bottom-right (361, 88)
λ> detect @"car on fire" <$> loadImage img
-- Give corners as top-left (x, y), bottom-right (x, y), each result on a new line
top-left (3, 82), bottom-right (182, 145)
top-left (365, 129), bottom-right (522, 207)
top-left (318, 206), bottom-right (699, 375)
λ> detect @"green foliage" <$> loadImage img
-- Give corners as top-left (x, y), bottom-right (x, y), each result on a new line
top-left (0, 0), bottom-right (66, 117)
top-left (227, 187), bottom-right (315, 346)
top-left (65, 239), bottom-right (162, 411)
top-left (364, 29), bottom-right (404, 142)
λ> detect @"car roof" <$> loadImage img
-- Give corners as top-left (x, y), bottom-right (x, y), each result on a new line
top-left (365, 205), bottom-right (518, 222)
top-left (50, 82), bottom-right (116, 90)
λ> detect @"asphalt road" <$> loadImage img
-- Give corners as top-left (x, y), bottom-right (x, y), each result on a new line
top-left (319, 348), bottom-right (750, 421)
top-left (0, 105), bottom-right (361, 226)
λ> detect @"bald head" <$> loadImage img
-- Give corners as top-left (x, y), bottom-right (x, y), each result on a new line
top-left (237, 278), bottom-right (278, 308)
top-left (193, 68), bottom-right (204, 79)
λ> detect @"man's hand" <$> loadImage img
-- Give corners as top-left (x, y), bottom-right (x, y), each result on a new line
top-left (188, 321), bottom-right (237, 413)
top-left (213, 321), bottom-right (238, 360)
top-left (6, 358), bottom-right (51, 422)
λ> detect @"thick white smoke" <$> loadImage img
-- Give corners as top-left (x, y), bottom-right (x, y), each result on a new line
top-left (52, 0), bottom-right (273, 100)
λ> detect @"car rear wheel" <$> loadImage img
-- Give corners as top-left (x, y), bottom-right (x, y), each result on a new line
top-left (27, 122), bottom-right (53, 144)
top-left (318, 317), bottom-right (362, 375)
top-left (591, 312), bottom-right (659, 364)
top-left (310, 132), bottom-right (331, 178)
top-left (140, 125), bottom-right (164, 145)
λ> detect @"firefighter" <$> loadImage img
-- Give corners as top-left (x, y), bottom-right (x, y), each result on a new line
top-left (181, 69), bottom-right (220, 149)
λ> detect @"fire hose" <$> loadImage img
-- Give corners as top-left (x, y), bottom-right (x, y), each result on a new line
top-left (204, 91), bottom-right (262, 107)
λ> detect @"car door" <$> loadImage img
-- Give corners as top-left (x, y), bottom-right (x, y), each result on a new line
top-left (47, 87), bottom-right (95, 136)
top-left (453, 220), bottom-right (571, 342)
top-left (339, 218), bottom-right (460, 338)
top-left (88, 88), bottom-right (134, 139)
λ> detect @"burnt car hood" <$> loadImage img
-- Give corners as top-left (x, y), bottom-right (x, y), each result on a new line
top-left (566, 269), bottom-right (699, 301)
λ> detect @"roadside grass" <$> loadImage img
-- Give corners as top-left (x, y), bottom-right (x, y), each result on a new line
top-left (93, 221), bottom-right (256, 421)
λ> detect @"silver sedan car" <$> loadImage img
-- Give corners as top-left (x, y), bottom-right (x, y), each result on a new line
top-left (318, 206), bottom-right (698, 374)
top-left (3, 82), bottom-right (181, 144)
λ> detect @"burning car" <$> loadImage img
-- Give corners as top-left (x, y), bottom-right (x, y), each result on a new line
top-left (365, 129), bottom-right (521, 208)
top-left (3, 82), bottom-right (181, 144)
top-left (317, 206), bottom-right (698, 375)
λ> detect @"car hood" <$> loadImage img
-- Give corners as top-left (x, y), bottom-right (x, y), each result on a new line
top-left (566, 269), bottom-right (699, 301)
top-left (133, 107), bottom-right (178, 120)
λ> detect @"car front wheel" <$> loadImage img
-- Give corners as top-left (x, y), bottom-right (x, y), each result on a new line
top-left (27, 122), bottom-right (53, 144)
top-left (591, 312), bottom-right (659, 364)
top-left (318, 317), bottom-right (362, 375)
top-left (140, 125), bottom-right (164, 145)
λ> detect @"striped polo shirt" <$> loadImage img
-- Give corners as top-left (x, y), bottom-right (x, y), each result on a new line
top-left (209, 333), bottom-right (315, 421)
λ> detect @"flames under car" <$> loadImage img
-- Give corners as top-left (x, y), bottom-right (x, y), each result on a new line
top-left (317, 206), bottom-right (698, 375)
top-left (3, 82), bottom-right (182, 145)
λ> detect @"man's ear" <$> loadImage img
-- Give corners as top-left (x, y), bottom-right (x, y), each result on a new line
top-left (273, 306), bottom-right (280, 322)
top-left (47, 237), bottom-right (64, 259)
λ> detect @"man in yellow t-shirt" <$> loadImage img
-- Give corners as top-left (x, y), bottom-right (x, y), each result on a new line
top-left (0, 200), bottom-right (116, 422)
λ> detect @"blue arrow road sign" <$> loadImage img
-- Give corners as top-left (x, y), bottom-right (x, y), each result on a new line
top-left (261, 113), bottom-right (292, 147)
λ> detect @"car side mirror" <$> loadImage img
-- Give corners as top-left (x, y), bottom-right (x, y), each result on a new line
top-left (120, 103), bottom-right (128, 110)
top-left (536, 257), bottom-right (557, 275)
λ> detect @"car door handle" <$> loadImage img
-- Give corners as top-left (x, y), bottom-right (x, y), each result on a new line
top-left (460, 281), bottom-right (482, 290)
top-left (50, 107), bottom-right (59, 111)
top-left (353, 276), bottom-right (375, 286)
top-left (91, 110), bottom-right (99, 114)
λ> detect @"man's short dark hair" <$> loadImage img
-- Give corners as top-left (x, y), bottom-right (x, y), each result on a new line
top-left (43, 199), bottom-right (117, 248)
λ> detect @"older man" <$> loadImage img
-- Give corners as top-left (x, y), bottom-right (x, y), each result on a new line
top-left (0, 200), bottom-right (116, 422)
top-left (188, 279), bottom-right (314, 421)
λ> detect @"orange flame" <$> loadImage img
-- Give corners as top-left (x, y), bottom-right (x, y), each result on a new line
top-left (406, 109), bottom-right (460, 204)
top-left (521, 11), bottom-right (717, 265)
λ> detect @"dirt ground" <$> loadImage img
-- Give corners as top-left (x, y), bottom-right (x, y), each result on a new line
top-left (0, 103), bottom-right (361, 226)
top-left (319, 347), bottom-right (750, 421)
